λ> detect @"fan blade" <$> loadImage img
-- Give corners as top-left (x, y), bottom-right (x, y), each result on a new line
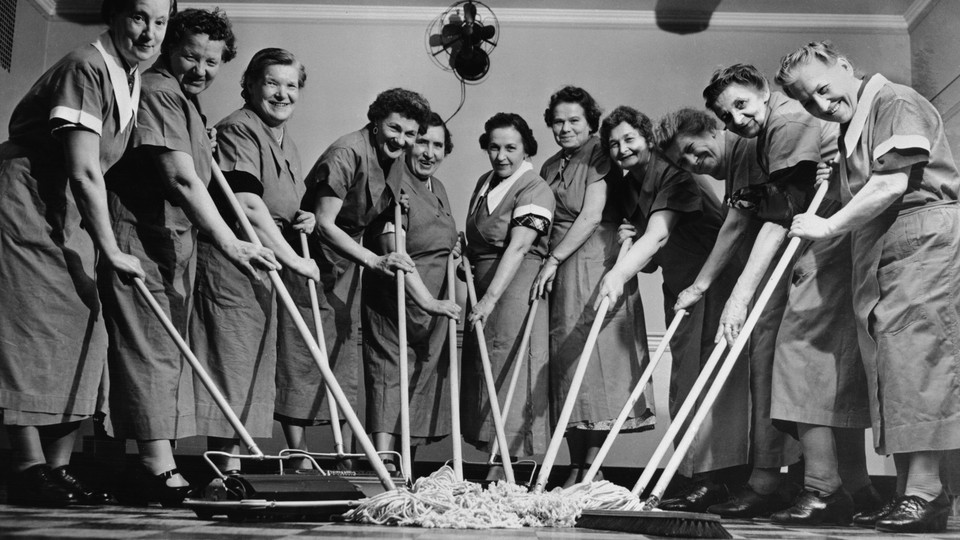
top-left (454, 46), bottom-right (489, 81)
top-left (463, 2), bottom-right (477, 25)
top-left (478, 24), bottom-right (496, 41)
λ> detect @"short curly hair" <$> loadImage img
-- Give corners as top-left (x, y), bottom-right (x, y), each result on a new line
top-left (702, 63), bottom-right (768, 111)
top-left (543, 85), bottom-right (603, 133)
top-left (420, 112), bottom-right (454, 156)
top-left (101, 0), bottom-right (178, 25)
top-left (161, 8), bottom-right (237, 63)
top-left (776, 41), bottom-right (855, 100)
top-left (241, 48), bottom-right (306, 103)
top-left (656, 108), bottom-right (720, 153)
top-left (478, 112), bottom-right (538, 157)
top-left (600, 106), bottom-right (654, 150)
top-left (366, 88), bottom-right (431, 128)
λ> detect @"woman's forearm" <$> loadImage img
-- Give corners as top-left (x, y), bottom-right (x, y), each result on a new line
top-left (236, 193), bottom-right (301, 266)
top-left (548, 181), bottom-right (606, 263)
top-left (482, 228), bottom-right (538, 305)
top-left (823, 170), bottom-right (908, 235)
top-left (689, 208), bottom-right (752, 293)
top-left (62, 130), bottom-right (122, 257)
top-left (730, 220), bottom-right (787, 303)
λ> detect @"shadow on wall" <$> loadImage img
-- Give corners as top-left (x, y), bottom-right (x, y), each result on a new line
top-left (655, 0), bottom-right (724, 34)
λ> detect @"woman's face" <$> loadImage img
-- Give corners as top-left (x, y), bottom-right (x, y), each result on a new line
top-left (782, 59), bottom-right (859, 124)
top-left (109, 0), bottom-right (171, 65)
top-left (247, 64), bottom-right (300, 128)
top-left (486, 126), bottom-right (527, 179)
top-left (668, 128), bottom-right (723, 175)
top-left (408, 125), bottom-right (447, 179)
top-left (711, 83), bottom-right (769, 139)
top-left (167, 32), bottom-right (226, 97)
top-left (607, 122), bottom-right (652, 172)
top-left (375, 113), bottom-right (420, 160)
top-left (551, 102), bottom-right (592, 151)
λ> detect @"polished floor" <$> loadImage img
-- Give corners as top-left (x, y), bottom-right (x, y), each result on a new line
top-left (0, 503), bottom-right (958, 539)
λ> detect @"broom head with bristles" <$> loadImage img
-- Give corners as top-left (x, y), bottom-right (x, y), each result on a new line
top-left (577, 509), bottom-right (732, 538)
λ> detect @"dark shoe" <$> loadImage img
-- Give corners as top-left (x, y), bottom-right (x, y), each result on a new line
top-left (117, 466), bottom-right (191, 507)
top-left (707, 484), bottom-right (793, 518)
top-left (49, 466), bottom-right (115, 505)
top-left (875, 493), bottom-right (950, 533)
top-left (6, 464), bottom-right (77, 507)
top-left (851, 484), bottom-right (884, 514)
top-left (659, 480), bottom-right (730, 512)
top-left (770, 488), bottom-right (853, 526)
top-left (852, 496), bottom-right (899, 527)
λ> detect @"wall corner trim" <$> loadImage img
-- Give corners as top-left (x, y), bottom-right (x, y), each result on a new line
top-left (904, 0), bottom-right (936, 30)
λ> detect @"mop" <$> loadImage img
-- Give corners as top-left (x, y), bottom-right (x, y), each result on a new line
top-left (445, 253), bottom-right (464, 481)
top-left (577, 181), bottom-right (830, 537)
top-left (182, 161), bottom-right (398, 520)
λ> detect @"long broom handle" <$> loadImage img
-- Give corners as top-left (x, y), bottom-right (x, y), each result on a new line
top-left (446, 253), bottom-right (463, 481)
top-left (581, 307), bottom-right (687, 485)
top-left (644, 180), bottom-right (830, 508)
top-left (133, 277), bottom-right (263, 459)
top-left (211, 160), bottom-right (395, 491)
top-left (461, 251), bottom-right (516, 484)
top-left (298, 232), bottom-right (344, 456)
top-left (631, 338), bottom-right (727, 495)
top-left (487, 298), bottom-right (539, 465)
top-left (395, 204), bottom-right (412, 482)
top-left (532, 240), bottom-right (632, 493)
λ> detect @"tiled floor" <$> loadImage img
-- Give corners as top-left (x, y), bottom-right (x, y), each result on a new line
top-left (0, 504), bottom-right (958, 539)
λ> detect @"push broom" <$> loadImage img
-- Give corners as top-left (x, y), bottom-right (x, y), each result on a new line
top-left (577, 181), bottom-right (830, 537)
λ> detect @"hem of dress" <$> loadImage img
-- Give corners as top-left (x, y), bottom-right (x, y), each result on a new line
top-left (770, 403), bottom-right (872, 429)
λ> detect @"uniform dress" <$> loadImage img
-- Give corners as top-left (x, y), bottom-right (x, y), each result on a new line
top-left (99, 59), bottom-right (212, 440)
top-left (540, 136), bottom-right (654, 433)
top-left (191, 106), bottom-right (305, 438)
top-left (0, 33), bottom-right (137, 426)
top-left (276, 126), bottom-right (401, 424)
top-left (461, 161), bottom-right (555, 456)
top-left (616, 152), bottom-right (749, 476)
top-left (838, 74), bottom-right (960, 454)
top-left (361, 163), bottom-right (457, 442)
top-left (757, 92), bottom-right (870, 433)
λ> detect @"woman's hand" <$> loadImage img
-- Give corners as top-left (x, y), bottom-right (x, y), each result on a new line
top-left (531, 258), bottom-right (558, 301)
top-left (426, 298), bottom-right (462, 320)
top-left (368, 252), bottom-right (416, 277)
top-left (594, 269), bottom-right (626, 310)
top-left (292, 210), bottom-right (316, 235)
top-left (450, 236), bottom-right (462, 259)
top-left (674, 284), bottom-right (705, 311)
top-left (207, 127), bottom-right (218, 154)
top-left (107, 251), bottom-right (146, 282)
top-left (617, 220), bottom-right (637, 245)
top-left (815, 160), bottom-right (834, 187)
top-left (467, 296), bottom-right (495, 327)
top-left (294, 256), bottom-right (321, 282)
top-left (398, 192), bottom-right (411, 214)
top-left (789, 213), bottom-right (835, 240)
top-left (718, 294), bottom-right (750, 345)
top-left (225, 240), bottom-right (280, 281)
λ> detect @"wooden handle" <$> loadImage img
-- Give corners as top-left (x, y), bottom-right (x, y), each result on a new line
top-left (133, 277), bottom-right (263, 461)
top-left (210, 159), bottom-right (395, 491)
top-left (461, 249), bottom-right (515, 484)
top-left (299, 231), bottom-right (344, 456)
top-left (446, 252), bottom-right (463, 481)
top-left (395, 204), bottom-right (412, 482)
top-left (643, 180), bottom-right (831, 508)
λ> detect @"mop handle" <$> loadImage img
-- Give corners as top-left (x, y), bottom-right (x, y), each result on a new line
top-left (461, 247), bottom-right (516, 484)
top-left (395, 204), bottom-right (413, 482)
top-left (446, 252), bottom-right (464, 481)
top-left (211, 160), bottom-right (396, 491)
top-left (644, 180), bottom-right (830, 508)
top-left (631, 337), bottom-right (727, 495)
top-left (532, 240), bottom-right (631, 493)
top-left (487, 298), bottom-right (539, 465)
top-left (581, 308), bottom-right (688, 485)
top-left (298, 231), bottom-right (344, 456)
top-left (133, 277), bottom-right (263, 459)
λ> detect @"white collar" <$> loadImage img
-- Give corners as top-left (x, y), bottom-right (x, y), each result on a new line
top-left (92, 32), bottom-right (140, 131)
top-left (476, 160), bottom-right (533, 214)
top-left (843, 74), bottom-right (889, 158)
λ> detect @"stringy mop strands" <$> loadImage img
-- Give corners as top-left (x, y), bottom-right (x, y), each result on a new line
top-left (341, 465), bottom-right (643, 529)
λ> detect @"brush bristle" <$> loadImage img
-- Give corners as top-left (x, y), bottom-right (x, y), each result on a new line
top-left (577, 509), bottom-right (732, 539)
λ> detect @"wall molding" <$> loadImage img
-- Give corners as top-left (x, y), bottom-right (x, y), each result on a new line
top-left (904, 0), bottom-right (936, 30)
top-left (32, 1), bottom-right (908, 33)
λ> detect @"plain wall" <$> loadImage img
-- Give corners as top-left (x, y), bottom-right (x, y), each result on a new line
top-left (1, 2), bottom-right (912, 474)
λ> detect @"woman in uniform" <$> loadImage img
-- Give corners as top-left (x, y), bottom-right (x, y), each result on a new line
top-left (462, 112), bottom-right (554, 474)
top-left (703, 63), bottom-right (875, 523)
top-left (595, 106), bottom-right (745, 506)
top-left (101, 8), bottom-right (277, 505)
top-left (0, 0), bottom-right (173, 507)
top-left (277, 88), bottom-right (427, 466)
top-left (191, 48), bottom-right (319, 474)
top-left (362, 113), bottom-right (461, 469)
top-left (778, 41), bottom-right (960, 533)
top-left (532, 87), bottom-right (653, 487)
